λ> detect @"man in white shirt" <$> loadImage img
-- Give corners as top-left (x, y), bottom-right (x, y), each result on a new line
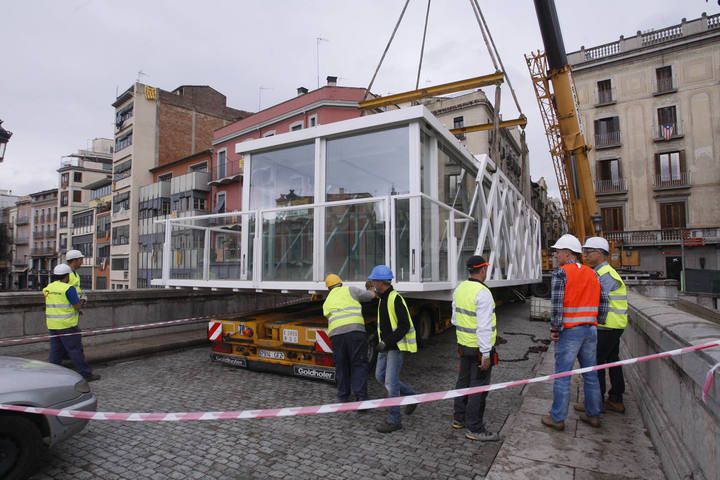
top-left (451, 255), bottom-right (499, 442)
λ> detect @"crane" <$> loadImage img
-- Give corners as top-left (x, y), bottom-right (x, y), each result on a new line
top-left (526, 0), bottom-right (602, 243)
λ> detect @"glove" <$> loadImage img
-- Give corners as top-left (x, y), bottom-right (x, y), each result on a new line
top-left (550, 329), bottom-right (560, 342)
top-left (376, 341), bottom-right (387, 353)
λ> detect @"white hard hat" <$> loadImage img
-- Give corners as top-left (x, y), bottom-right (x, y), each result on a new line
top-left (551, 234), bottom-right (583, 254)
top-left (53, 264), bottom-right (73, 276)
top-left (583, 236), bottom-right (610, 253)
top-left (65, 250), bottom-right (84, 261)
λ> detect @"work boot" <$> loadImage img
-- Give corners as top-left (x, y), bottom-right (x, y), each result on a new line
top-left (605, 400), bottom-right (626, 414)
top-left (573, 403), bottom-right (585, 412)
top-left (84, 373), bottom-right (101, 382)
top-left (579, 413), bottom-right (601, 428)
top-left (376, 421), bottom-right (403, 433)
top-left (404, 403), bottom-right (418, 415)
top-left (451, 420), bottom-right (465, 430)
top-left (541, 415), bottom-right (565, 431)
top-left (465, 430), bottom-right (500, 442)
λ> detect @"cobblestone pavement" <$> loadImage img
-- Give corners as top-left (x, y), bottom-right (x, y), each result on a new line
top-left (29, 302), bottom-right (549, 480)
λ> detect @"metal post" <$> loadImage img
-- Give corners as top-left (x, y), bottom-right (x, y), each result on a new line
top-left (162, 220), bottom-right (171, 283)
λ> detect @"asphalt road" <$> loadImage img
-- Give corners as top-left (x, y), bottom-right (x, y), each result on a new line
top-left (29, 302), bottom-right (550, 480)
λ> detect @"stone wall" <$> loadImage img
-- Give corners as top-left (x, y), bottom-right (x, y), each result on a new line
top-left (0, 289), bottom-right (303, 356)
top-left (624, 292), bottom-right (720, 480)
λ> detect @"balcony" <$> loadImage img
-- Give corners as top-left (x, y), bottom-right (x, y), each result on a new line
top-left (595, 178), bottom-right (627, 194)
top-left (15, 237), bottom-right (29, 245)
top-left (96, 229), bottom-right (111, 241)
top-left (594, 131), bottom-right (621, 149)
top-left (15, 216), bottom-right (29, 225)
top-left (653, 172), bottom-right (691, 190)
top-left (171, 171), bottom-right (210, 194)
top-left (606, 227), bottom-right (720, 247)
top-left (652, 122), bottom-right (684, 142)
top-left (210, 160), bottom-right (243, 185)
top-left (31, 247), bottom-right (57, 256)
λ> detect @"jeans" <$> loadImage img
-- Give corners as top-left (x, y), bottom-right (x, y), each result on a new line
top-left (375, 350), bottom-right (417, 425)
top-left (597, 328), bottom-right (625, 402)
top-left (550, 325), bottom-right (602, 422)
top-left (48, 327), bottom-right (93, 378)
top-left (331, 331), bottom-right (369, 402)
top-left (453, 345), bottom-right (492, 433)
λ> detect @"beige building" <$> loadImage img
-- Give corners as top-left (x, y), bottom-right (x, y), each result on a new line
top-left (568, 13), bottom-right (720, 279)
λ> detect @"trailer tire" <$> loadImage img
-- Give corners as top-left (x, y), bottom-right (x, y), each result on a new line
top-left (416, 310), bottom-right (433, 347)
top-left (0, 416), bottom-right (43, 480)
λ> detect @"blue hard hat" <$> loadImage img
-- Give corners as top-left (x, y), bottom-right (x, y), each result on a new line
top-left (368, 265), bottom-right (393, 281)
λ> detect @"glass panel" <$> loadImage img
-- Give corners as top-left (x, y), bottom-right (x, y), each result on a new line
top-left (209, 222), bottom-right (242, 281)
top-left (455, 218), bottom-right (479, 280)
top-left (261, 208), bottom-right (314, 281)
top-left (394, 198), bottom-right (411, 282)
top-left (420, 198), bottom-right (449, 282)
top-left (325, 200), bottom-right (386, 282)
top-left (250, 143), bottom-right (315, 209)
top-left (326, 127), bottom-right (409, 200)
top-left (420, 131), bottom-right (433, 194)
top-left (438, 143), bottom-right (473, 214)
top-left (169, 223), bottom-right (204, 280)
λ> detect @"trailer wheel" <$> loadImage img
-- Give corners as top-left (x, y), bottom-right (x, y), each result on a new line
top-left (0, 416), bottom-right (43, 480)
top-left (416, 310), bottom-right (433, 347)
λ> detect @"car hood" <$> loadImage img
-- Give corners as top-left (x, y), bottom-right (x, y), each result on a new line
top-left (0, 356), bottom-right (86, 407)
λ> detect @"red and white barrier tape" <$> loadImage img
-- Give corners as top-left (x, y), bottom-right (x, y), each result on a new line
top-left (1, 339), bottom-right (717, 422)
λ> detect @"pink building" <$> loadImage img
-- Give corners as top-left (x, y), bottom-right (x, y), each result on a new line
top-left (209, 77), bottom-right (366, 212)
top-left (12, 197), bottom-right (32, 289)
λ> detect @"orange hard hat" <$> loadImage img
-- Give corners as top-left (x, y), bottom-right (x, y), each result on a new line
top-left (325, 274), bottom-right (342, 289)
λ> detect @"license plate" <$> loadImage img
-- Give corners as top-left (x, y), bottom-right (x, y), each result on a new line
top-left (259, 349), bottom-right (286, 360)
top-left (283, 329), bottom-right (299, 344)
top-left (215, 356), bottom-right (247, 368)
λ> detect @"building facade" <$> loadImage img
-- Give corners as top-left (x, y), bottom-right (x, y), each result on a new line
top-left (29, 189), bottom-right (58, 289)
top-left (110, 83), bottom-right (248, 289)
top-left (12, 197), bottom-right (31, 289)
top-left (568, 13), bottom-right (720, 278)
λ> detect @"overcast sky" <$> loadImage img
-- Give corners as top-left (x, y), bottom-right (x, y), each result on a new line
top-left (1, 0), bottom-right (717, 197)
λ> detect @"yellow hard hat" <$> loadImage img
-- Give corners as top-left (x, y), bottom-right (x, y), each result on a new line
top-left (325, 274), bottom-right (342, 289)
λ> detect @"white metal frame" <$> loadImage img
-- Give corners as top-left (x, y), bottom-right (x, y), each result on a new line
top-left (152, 106), bottom-right (541, 298)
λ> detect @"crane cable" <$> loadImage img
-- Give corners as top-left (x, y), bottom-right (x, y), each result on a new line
top-left (363, 0), bottom-right (412, 102)
top-left (414, 0), bottom-right (432, 91)
top-left (469, 0), bottom-right (524, 117)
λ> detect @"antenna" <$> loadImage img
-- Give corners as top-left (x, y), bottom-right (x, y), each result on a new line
top-left (137, 70), bottom-right (148, 83)
top-left (316, 37), bottom-right (329, 89)
top-left (258, 86), bottom-right (272, 110)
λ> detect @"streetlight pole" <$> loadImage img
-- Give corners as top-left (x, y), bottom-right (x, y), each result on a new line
top-left (0, 120), bottom-right (13, 163)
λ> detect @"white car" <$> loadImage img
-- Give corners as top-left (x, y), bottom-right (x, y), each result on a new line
top-left (0, 356), bottom-right (97, 480)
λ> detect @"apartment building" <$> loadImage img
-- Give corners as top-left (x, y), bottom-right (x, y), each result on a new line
top-left (11, 197), bottom-right (31, 289)
top-left (110, 83), bottom-right (249, 289)
top-left (211, 77), bottom-right (366, 214)
top-left (57, 139), bottom-right (113, 258)
top-left (0, 190), bottom-right (20, 289)
top-left (29, 189), bottom-right (58, 288)
top-left (568, 13), bottom-right (720, 279)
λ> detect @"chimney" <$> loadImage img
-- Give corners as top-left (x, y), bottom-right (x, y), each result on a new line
top-left (297, 87), bottom-right (308, 96)
top-left (326, 76), bottom-right (338, 87)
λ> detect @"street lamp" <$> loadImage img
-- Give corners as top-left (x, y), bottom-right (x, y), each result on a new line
top-left (0, 120), bottom-right (12, 163)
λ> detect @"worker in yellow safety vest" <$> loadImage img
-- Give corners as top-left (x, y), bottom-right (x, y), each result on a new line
top-left (368, 265), bottom-right (418, 433)
top-left (44, 264), bottom-right (100, 381)
top-left (451, 255), bottom-right (500, 442)
top-left (322, 274), bottom-right (376, 403)
top-left (65, 249), bottom-right (88, 305)
top-left (580, 237), bottom-right (628, 413)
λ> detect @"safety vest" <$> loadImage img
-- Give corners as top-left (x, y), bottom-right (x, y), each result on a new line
top-left (377, 290), bottom-right (417, 353)
top-left (453, 280), bottom-right (497, 348)
top-left (43, 281), bottom-right (79, 330)
top-left (69, 270), bottom-right (83, 299)
top-left (596, 263), bottom-right (628, 330)
top-left (323, 286), bottom-right (365, 337)
top-left (561, 262), bottom-right (600, 328)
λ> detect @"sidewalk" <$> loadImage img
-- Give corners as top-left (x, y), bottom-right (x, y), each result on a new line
top-left (487, 343), bottom-right (666, 479)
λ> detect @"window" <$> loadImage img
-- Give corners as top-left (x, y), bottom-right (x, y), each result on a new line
top-left (215, 192), bottom-right (226, 214)
top-left (111, 257), bottom-right (129, 270)
top-left (446, 174), bottom-right (460, 204)
top-left (597, 79), bottom-right (613, 104)
top-left (112, 225), bottom-right (129, 245)
top-left (60, 192), bottom-right (69, 207)
top-left (597, 158), bottom-right (620, 183)
top-left (656, 106), bottom-right (679, 139)
top-left (72, 235), bottom-right (93, 258)
top-left (289, 121), bottom-right (304, 132)
top-left (73, 211), bottom-right (93, 228)
top-left (73, 190), bottom-right (82, 203)
top-left (656, 66), bottom-right (674, 93)
top-left (263, 131), bottom-right (276, 137)
top-left (115, 104), bottom-right (134, 126)
top-left (96, 215), bottom-right (111, 237)
top-left (250, 143), bottom-right (316, 208)
top-left (59, 212), bottom-right (68, 228)
top-left (193, 197), bottom-right (207, 211)
top-left (659, 202), bottom-right (686, 229)
top-left (61, 173), bottom-right (69, 188)
top-left (594, 117), bottom-right (620, 148)
top-left (158, 173), bottom-right (172, 182)
top-left (601, 206), bottom-right (624, 232)
top-left (95, 277), bottom-right (107, 290)
top-left (113, 192), bottom-right (130, 213)
top-left (190, 162), bottom-right (207, 172)
top-left (73, 172), bottom-right (82, 183)
top-left (217, 150), bottom-right (227, 179)
top-left (114, 159), bottom-right (132, 181)
top-left (453, 116), bottom-right (464, 129)
top-left (59, 233), bottom-right (67, 250)
top-left (655, 151), bottom-right (686, 185)
top-left (309, 115), bottom-right (318, 127)
top-left (115, 132), bottom-right (133, 151)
